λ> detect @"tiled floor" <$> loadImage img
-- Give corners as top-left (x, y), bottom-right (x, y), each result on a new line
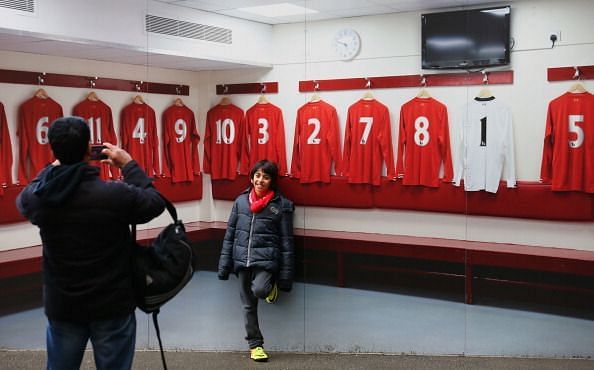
top-left (2, 271), bottom-right (594, 358)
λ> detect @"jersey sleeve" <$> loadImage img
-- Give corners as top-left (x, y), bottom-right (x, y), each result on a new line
top-left (203, 111), bottom-right (212, 175)
top-left (161, 111), bottom-right (172, 178)
top-left (502, 108), bottom-right (516, 188)
top-left (379, 107), bottom-right (396, 178)
top-left (0, 105), bottom-right (13, 186)
top-left (190, 113), bottom-right (201, 174)
top-left (439, 106), bottom-right (454, 182)
top-left (395, 107), bottom-right (407, 179)
top-left (540, 102), bottom-right (554, 183)
top-left (290, 111), bottom-right (302, 178)
top-left (328, 107), bottom-right (342, 175)
top-left (16, 104), bottom-right (29, 185)
top-left (274, 109), bottom-right (288, 175)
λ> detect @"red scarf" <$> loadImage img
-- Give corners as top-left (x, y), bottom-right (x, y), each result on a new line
top-left (249, 188), bottom-right (274, 213)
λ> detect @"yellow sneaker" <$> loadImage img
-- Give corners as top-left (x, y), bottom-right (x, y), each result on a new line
top-left (265, 282), bottom-right (278, 304)
top-left (250, 346), bottom-right (269, 362)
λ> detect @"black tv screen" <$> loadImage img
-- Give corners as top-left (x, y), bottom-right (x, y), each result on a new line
top-left (421, 6), bottom-right (511, 69)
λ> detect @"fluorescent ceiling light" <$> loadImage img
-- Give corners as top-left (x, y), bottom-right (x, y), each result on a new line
top-left (238, 3), bottom-right (318, 18)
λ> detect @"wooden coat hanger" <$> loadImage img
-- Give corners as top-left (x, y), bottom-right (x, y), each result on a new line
top-left (35, 88), bottom-right (49, 99)
top-left (219, 97), bottom-right (231, 105)
top-left (309, 92), bottom-right (321, 102)
top-left (133, 95), bottom-right (145, 104)
top-left (174, 97), bottom-right (184, 107)
top-left (476, 87), bottom-right (494, 99)
top-left (86, 91), bottom-right (99, 102)
top-left (257, 94), bottom-right (269, 104)
top-left (568, 82), bottom-right (587, 93)
top-left (416, 88), bottom-right (431, 98)
top-left (362, 91), bottom-right (374, 100)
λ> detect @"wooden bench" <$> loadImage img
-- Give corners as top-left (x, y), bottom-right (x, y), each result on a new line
top-left (293, 229), bottom-right (594, 304)
top-left (2, 223), bottom-right (594, 304)
top-left (0, 221), bottom-right (224, 280)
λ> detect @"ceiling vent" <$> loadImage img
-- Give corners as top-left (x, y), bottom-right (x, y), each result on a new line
top-left (0, 0), bottom-right (34, 12)
top-left (146, 14), bottom-right (232, 44)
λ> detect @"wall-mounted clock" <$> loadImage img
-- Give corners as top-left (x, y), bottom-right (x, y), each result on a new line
top-left (333, 28), bottom-right (361, 61)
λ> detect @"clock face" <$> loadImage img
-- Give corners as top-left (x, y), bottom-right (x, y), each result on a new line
top-left (333, 28), bottom-right (361, 61)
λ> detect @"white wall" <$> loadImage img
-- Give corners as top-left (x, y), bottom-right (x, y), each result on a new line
top-left (0, 0), bottom-right (273, 66)
top-left (1, 0), bottom-right (594, 252)
top-left (0, 51), bottom-right (210, 250)
top-left (205, 0), bottom-right (594, 250)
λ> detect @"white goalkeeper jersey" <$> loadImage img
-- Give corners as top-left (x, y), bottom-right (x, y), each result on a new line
top-left (453, 97), bottom-right (516, 193)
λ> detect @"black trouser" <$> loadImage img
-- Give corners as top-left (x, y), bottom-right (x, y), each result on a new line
top-left (237, 268), bottom-right (274, 349)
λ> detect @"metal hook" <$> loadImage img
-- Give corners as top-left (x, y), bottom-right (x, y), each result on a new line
top-left (175, 85), bottom-right (181, 95)
top-left (420, 75), bottom-right (427, 87)
top-left (135, 81), bottom-right (143, 92)
top-left (37, 72), bottom-right (46, 85)
top-left (89, 76), bottom-right (98, 88)
top-left (260, 83), bottom-right (267, 94)
top-left (223, 84), bottom-right (229, 94)
top-left (573, 66), bottom-right (581, 80)
top-left (313, 80), bottom-right (320, 91)
top-left (365, 78), bottom-right (372, 89)
top-left (482, 71), bottom-right (489, 85)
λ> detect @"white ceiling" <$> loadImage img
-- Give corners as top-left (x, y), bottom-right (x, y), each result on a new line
top-left (159, 0), bottom-right (510, 25)
top-left (0, 1), bottom-right (513, 71)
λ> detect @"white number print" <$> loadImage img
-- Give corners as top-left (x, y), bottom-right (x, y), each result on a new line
top-left (568, 114), bottom-right (585, 149)
top-left (257, 118), bottom-right (270, 145)
top-left (132, 118), bottom-right (147, 144)
top-left (215, 118), bottom-right (235, 144)
top-left (35, 116), bottom-right (50, 145)
top-left (414, 116), bottom-right (430, 147)
top-left (307, 118), bottom-right (321, 144)
top-left (174, 119), bottom-right (187, 143)
top-left (87, 117), bottom-right (103, 144)
top-left (359, 117), bottom-right (373, 144)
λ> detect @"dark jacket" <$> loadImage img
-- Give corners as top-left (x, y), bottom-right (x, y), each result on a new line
top-left (218, 188), bottom-right (294, 288)
top-left (16, 160), bottom-right (165, 322)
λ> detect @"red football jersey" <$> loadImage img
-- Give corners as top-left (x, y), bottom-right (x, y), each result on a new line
top-left (291, 100), bottom-right (342, 183)
top-left (161, 104), bottom-right (200, 183)
top-left (120, 102), bottom-right (160, 177)
top-left (541, 92), bottom-right (594, 192)
top-left (203, 103), bottom-right (245, 180)
top-left (0, 102), bottom-right (13, 193)
top-left (17, 96), bottom-right (63, 184)
top-left (342, 99), bottom-right (395, 186)
top-left (396, 97), bottom-right (453, 187)
top-left (241, 102), bottom-right (288, 175)
top-left (72, 98), bottom-right (117, 180)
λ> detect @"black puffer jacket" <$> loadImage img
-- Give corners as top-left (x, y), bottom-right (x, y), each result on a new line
top-left (218, 188), bottom-right (294, 287)
top-left (16, 161), bottom-right (165, 322)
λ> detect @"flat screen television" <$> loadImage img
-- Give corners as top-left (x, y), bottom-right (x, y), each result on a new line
top-left (421, 6), bottom-right (511, 69)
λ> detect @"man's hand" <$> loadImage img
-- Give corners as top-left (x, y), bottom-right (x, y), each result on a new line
top-left (101, 142), bottom-right (132, 169)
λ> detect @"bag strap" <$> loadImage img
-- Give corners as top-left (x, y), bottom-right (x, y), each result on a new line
top-left (131, 192), bottom-right (177, 236)
top-left (159, 192), bottom-right (178, 223)
top-left (152, 309), bottom-right (168, 370)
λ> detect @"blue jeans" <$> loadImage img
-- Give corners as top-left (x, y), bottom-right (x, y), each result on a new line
top-left (46, 313), bottom-right (136, 370)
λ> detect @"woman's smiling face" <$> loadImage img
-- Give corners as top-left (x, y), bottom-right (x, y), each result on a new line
top-left (251, 169), bottom-right (271, 197)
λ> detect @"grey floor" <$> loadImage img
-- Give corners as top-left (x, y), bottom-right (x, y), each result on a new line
top-left (2, 271), bottom-right (594, 360)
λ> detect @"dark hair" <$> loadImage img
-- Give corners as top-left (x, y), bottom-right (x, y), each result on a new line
top-left (249, 160), bottom-right (279, 191)
top-left (48, 116), bottom-right (90, 165)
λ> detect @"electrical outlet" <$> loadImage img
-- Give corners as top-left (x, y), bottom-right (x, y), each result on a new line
top-left (549, 31), bottom-right (561, 42)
